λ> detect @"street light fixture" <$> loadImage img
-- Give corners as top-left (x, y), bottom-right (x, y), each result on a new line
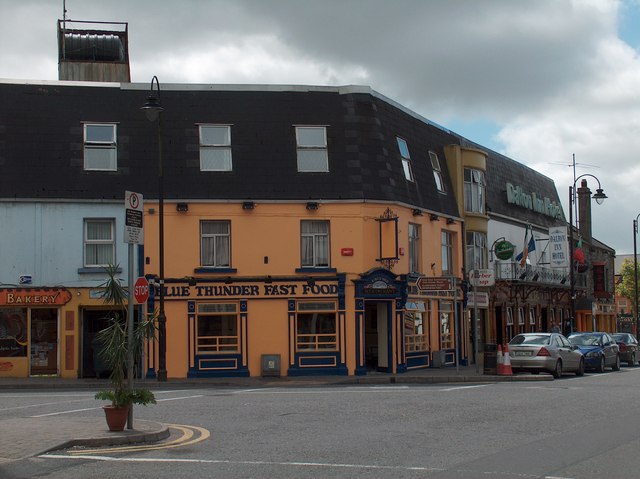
top-left (633, 214), bottom-right (640, 340)
top-left (141, 76), bottom-right (167, 382)
top-left (568, 175), bottom-right (607, 335)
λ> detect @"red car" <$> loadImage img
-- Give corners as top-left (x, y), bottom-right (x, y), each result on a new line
top-left (612, 333), bottom-right (638, 366)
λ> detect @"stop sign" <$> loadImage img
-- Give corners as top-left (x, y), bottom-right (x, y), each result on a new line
top-left (133, 276), bottom-right (150, 304)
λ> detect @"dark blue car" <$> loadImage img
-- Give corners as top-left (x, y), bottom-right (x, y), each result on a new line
top-left (568, 332), bottom-right (620, 372)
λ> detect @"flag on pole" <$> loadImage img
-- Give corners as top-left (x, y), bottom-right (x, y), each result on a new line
top-left (515, 225), bottom-right (536, 267)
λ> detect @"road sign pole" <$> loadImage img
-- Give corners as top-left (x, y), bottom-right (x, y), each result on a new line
top-left (127, 242), bottom-right (134, 429)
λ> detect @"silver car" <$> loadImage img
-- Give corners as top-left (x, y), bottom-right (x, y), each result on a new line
top-left (509, 333), bottom-right (585, 378)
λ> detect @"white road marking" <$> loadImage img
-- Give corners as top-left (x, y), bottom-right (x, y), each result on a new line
top-left (42, 454), bottom-right (575, 478)
top-left (439, 384), bottom-right (491, 392)
top-left (42, 454), bottom-right (444, 472)
top-left (156, 395), bottom-right (203, 402)
top-left (0, 398), bottom-right (94, 412)
top-left (28, 395), bottom-right (203, 417)
top-left (30, 406), bottom-right (101, 417)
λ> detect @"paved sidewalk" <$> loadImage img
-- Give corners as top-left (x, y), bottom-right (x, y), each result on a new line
top-left (0, 416), bottom-right (169, 464)
top-left (0, 365), bottom-right (550, 463)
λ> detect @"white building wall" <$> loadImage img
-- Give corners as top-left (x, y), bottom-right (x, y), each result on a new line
top-left (0, 202), bottom-right (136, 287)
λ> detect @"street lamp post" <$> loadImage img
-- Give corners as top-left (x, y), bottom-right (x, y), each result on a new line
top-left (633, 215), bottom-right (640, 340)
top-left (568, 175), bottom-right (607, 335)
top-left (141, 76), bottom-right (167, 382)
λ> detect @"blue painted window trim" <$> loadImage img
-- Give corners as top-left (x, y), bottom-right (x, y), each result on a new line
top-left (78, 266), bottom-right (122, 274)
top-left (295, 267), bottom-right (337, 274)
top-left (193, 267), bottom-right (238, 274)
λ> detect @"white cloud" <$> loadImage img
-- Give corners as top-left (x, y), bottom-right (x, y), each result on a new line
top-left (1, 0), bottom-right (639, 252)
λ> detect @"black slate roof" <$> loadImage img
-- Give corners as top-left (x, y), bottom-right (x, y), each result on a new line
top-left (0, 81), bottom-right (460, 218)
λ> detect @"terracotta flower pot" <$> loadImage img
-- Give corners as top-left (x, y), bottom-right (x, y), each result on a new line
top-left (102, 405), bottom-right (129, 431)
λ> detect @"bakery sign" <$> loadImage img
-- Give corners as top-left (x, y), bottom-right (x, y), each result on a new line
top-left (0, 288), bottom-right (72, 306)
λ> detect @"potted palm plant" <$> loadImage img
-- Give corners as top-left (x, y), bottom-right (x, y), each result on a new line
top-left (94, 265), bottom-right (157, 431)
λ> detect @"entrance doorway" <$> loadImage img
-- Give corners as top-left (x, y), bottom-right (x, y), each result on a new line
top-left (30, 308), bottom-right (58, 376)
top-left (364, 302), bottom-right (390, 372)
top-left (81, 309), bottom-right (114, 378)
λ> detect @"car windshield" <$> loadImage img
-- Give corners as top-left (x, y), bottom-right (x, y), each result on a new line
top-left (569, 335), bottom-right (601, 346)
top-left (612, 334), bottom-right (628, 342)
top-left (510, 335), bottom-right (550, 346)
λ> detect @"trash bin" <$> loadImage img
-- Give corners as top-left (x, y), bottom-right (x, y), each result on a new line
top-left (483, 343), bottom-right (497, 375)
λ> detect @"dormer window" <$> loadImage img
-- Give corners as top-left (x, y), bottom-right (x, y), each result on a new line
top-left (83, 123), bottom-right (117, 171)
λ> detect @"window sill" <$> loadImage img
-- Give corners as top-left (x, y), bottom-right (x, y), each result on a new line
top-left (194, 267), bottom-right (238, 274)
top-left (295, 267), bottom-right (337, 274)
top-left (78, 267), bottom-right (121, 274)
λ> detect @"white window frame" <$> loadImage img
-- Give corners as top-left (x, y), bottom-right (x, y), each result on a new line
top-left (83, 123), bottom-right (117, 171)
top-left (518, 307), bottom-right (525, 325)
top-left (84, 219), bottom-right (115, 267)
top-left (529, 309), bottom-right (536, 326)
top-left (396, 137), bottom-right (414, 181)
top-left (429, 151), bottom-right (445, 192)
top-left (464, 168), bottom-right (485, 213)
top-left (301, 220), bottom-right (330, 268)
top-left (200, 220), bottom-right (231, 267)
top-left (296, 126), bottom-right (328, 172)
top-left (199, 124), bottom-right (232, 171)
top-left (506, 307), bottom-right (514, 325)
top-left (465, 231), bottom-right (488, 271)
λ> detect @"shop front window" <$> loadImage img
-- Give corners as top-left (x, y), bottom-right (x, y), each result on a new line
top-left (296, 302), bottom-right (337, 351)
top-left (404, 302), bottom-right (427, 352)
top-left (0, 308), bottom-right (27, 357)
top-left (440, 302), bottom-right (454, 349)
top-left (196, 303), bottom-right (238, 353)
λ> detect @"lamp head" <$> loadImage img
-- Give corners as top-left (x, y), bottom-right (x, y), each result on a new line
top-left (593, 188), bottom-right (607, 205)
top-left (141, 94), bottom-right (163, 122)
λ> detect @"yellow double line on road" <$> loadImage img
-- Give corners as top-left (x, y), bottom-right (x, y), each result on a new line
top-left (69, 424), bottom-right (210, 455)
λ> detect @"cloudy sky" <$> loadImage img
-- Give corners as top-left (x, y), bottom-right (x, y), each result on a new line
top-left (2, 0), bottom-right (640, 254)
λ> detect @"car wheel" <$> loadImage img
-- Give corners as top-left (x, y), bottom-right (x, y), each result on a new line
top-left (575, 358), bottom-right (585, 377)
top-left (613, 355), bottom-right (621, 371)
top-left (552, 360), bottom-right (562, 379)
top-left (596, 356), bottom-right (605, 373)
top-left (630, 352), bottom-right (636, 367)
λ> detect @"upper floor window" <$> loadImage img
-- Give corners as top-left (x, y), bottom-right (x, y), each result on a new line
top-left (201, 220), bottom-right (231, 267)
top-left (301, 220), bottom-right (329, 268)
top-left (408, 223), bottom-right (421, 274)
top-left (441, 231), bottom-right (453, 275)
top-left (199, 125), bottom-right (232, 171)
top-left (464, 168), bottom-right (485, 213)
top-left (429, 151), bottom-right (445, 192)
top-left (466, 231), bottom-right (488, 270)
top-left (84, 123), bottom-right (116, 171)
top-left (396, 137), bottom-right (414, 181)
top-left (84, 219), bottom-right (115, 267)
top-left (296, 126), bottom-right (328, 172)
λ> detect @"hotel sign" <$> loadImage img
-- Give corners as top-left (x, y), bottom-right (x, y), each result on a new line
top-left (506, 183), bottom-right (563, 219)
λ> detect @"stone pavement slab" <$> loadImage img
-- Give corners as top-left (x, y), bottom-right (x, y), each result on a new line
top-left (0, 416), bottom-right (169, 464)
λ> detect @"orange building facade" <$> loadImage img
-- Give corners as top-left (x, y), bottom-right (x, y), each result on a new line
top-left (141, 202), bottom-right (465, 378)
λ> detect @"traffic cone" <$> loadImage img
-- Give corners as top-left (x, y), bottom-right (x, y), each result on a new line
top-left (501, 343), bottom-right (513, 376)
top-left (496, 344), bottom-right (504, 375)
